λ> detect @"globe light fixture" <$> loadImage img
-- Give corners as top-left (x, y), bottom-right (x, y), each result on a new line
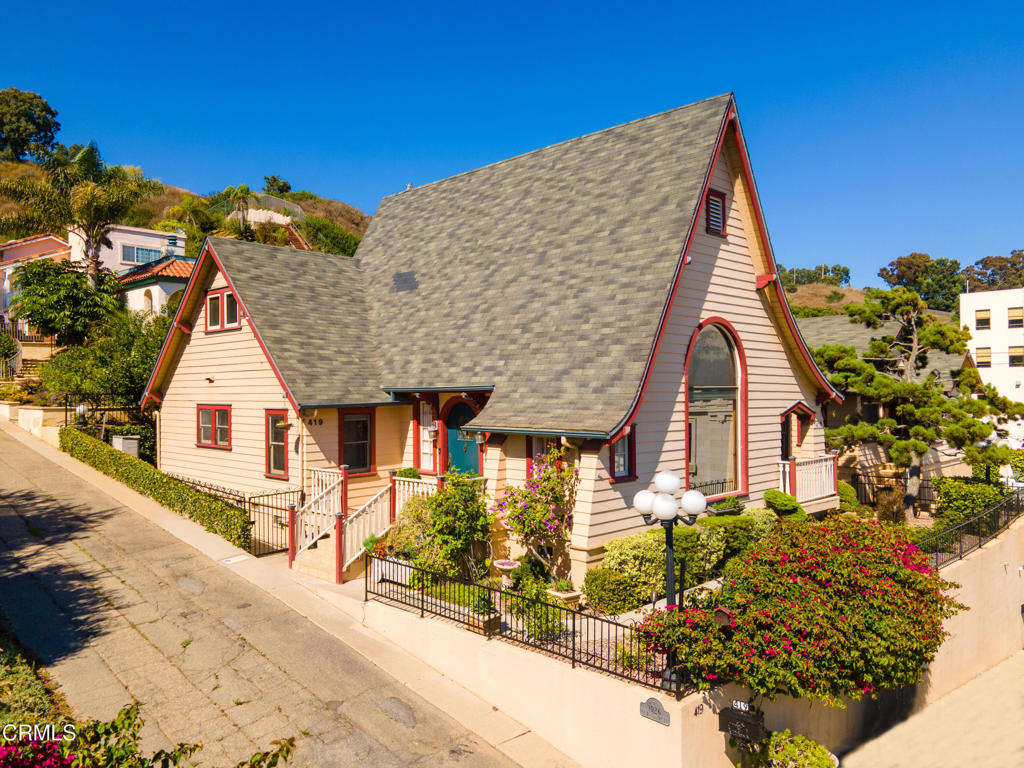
top-left (630, 469), bottom-right (707, 692)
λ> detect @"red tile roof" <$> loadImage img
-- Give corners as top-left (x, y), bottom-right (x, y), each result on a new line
top-left (117, 257), bottom-right (195, 285)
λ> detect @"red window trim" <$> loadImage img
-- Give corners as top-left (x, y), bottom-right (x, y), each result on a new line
top-left (265, 409), bottom-right (289, 480)
top-left (780, 401), bottom-right (815, 448)
top-left (196, 404), bottom-right (232, 450)
top-left (339, 407), bottom-right (376, 477)
top-left (411, 395), bottom-right (439, 475)
top-left (682, 317), bottom-right (748, 498)
top-left (705, 189), bottom-right (727, 237)
top-left (607, 427), bottom-right (637, 483)
top-left (204, 287), bottom-right (241, 333)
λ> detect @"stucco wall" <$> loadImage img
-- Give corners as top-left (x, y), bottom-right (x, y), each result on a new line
top-left (68, 225), bottom-right (185, 274)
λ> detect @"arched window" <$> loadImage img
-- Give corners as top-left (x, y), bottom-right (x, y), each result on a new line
top-left (686, 322), bottom-right (743, 495)
top-left (143, 289), bottom-right (153, 313)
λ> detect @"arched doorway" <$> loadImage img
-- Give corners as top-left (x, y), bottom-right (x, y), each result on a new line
top-left (444, 401), bottom-right (480, 475)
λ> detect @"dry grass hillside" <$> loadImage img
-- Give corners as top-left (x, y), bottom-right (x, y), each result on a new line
top-left (787, 284), bottom-right (865, 308)
top-left (0, 160), bottom-right (368, 237)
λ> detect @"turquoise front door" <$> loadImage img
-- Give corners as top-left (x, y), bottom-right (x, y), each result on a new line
top-left (446, 401), bottom-right (480, 475)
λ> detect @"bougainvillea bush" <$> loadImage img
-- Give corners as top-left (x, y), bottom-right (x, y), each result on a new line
top-left (494, 447), bottom-right (579, 578)
top-left (634, 516), bottom-right (965, 706)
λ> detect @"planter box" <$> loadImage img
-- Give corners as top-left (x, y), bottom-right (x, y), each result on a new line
top-left (466, 613), bottom-right (500, 636)
top-left (375, 556), bottom-right (414, 586)
top-left (0, 400), bottom-right (21, 422)
top-left (546, 589), bottom-right (582, 609)
top-left (17, 406), bottom-right (65, 437)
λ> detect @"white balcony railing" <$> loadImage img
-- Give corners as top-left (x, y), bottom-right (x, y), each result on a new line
top-left (778, 455), bottom-right (837, 503)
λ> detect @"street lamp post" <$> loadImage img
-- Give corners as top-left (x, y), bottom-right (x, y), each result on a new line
top-left (633, 470), bottom-right (707, 692)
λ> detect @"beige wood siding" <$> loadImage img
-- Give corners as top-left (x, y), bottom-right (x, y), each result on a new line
top-left (576, 129), bottom-right (830, 549)
top-left (159, 269), bottom-right (300, 492)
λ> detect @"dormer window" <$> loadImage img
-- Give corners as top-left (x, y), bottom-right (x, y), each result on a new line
top-left (205, 288), bottom-right (240, 332)
top-left (706, 190), bottom-right (727, 236)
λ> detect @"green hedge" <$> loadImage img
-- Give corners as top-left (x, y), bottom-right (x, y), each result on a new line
top-left (931, 476), bottom-right (1007, 530)
top-left (695, 515), bottom-right (753, 561)
top-left (79, 422), bottom-right (156, 465)
top-left (582, 568), bottom-right (637, 615)
top-left (59, 427), bottom-right (251, 550)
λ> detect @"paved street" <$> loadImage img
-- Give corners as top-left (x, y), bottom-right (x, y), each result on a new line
top-left (0, 426), bottom-right (521, 767)
top-left (842, 651), bottom-right (1024, 768)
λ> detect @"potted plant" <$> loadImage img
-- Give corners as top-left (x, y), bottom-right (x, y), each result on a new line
top-left (466, 592), bottom-right (500, 635)
top-left (545, 577), bottom-right (582, 609)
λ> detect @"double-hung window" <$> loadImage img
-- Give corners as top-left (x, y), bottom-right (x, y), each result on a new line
top-left (266, 410), bottom-right (288, 478)
top-left (975, 309), bottom-right (991, 330)
top-left (706, 190), bottom-right (727, 236)
top-left (197, 405), bottom-right (231, 449)
top-left (342, 411), bottom-right (374, 474)
top-left (976, 347), bottom-right (992, 368)
top-left (608, 428), bottom-right (636, 482)
top-left (418, 400), bottom-right (435, 471)
top-left (206, 288), bottom-right (240, 332)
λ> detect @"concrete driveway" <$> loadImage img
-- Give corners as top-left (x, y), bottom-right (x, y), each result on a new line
top-left (0, 425), bottom-right (525, 767)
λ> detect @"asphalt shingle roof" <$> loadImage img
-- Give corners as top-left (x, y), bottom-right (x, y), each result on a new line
top-left (795, 314), bottom-right (968, 386)
top-left (357, 93), bottom-right (735, 434)
top-left (208, 238), bottom-right (385, 407)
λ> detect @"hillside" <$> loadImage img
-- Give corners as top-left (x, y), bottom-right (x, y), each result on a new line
top-left (786, 284), bottom-right (865, 308)
top-left (0, 161), bottom-right (369, 238)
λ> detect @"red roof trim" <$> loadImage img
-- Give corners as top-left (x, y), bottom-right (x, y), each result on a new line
top-left (608, 98), bottom-right (841, 441)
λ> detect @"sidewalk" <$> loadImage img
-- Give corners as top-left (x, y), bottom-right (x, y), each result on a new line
top-left (0, 420), bottom-right (578, 768)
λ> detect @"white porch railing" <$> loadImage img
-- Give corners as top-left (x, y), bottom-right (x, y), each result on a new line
top-left (295, 468), bottom-right (345, 556)
top-left (342, 486), bottom-right (392, 568)
top-left (394, 476), bottom-right (439, 513)
top-left (778, 455), bottom-right (837, 503)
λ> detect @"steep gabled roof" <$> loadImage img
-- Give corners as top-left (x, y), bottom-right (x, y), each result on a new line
top-left (144, 238), bottom-right (385, 410)
top-left (358, 94), bottom-right (735, 435)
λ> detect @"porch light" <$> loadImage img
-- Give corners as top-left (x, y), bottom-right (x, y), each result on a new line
top-left (631, 469), bottom-right (706, 692)
top-left (474, 432), bottom-right (486, 445)
top-left (427, 421), bottom-right (439, 437)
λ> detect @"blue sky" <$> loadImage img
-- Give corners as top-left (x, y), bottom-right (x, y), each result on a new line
top-left (6, 1), bottom-right (1023, 287)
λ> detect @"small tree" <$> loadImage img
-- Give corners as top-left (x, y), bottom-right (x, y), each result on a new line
top-left (263, 175), bottom-right (292, 195)
top-left (11, 259), bottom-right (120, 345)
top-left (414, 471), bottom-right (492, 579)
top-left (878, 253), bottom-right (964, 312)
top-left (0, 87), bottom-right (60, 161)
top-left (494, 446), bottom-right (579, 578)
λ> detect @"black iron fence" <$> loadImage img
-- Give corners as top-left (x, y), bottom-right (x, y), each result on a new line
top-left (63, 394), bottom-right (146, 428)
top-left (364, 554), bottom-right (687, 693)
top-left (167, 474), bottom-right (301, 556)
top-left (691, 478), bottom-right (732, 497)
top-left (851, 473), bottom-right (936, 518)
top-left (916, 489), bottom-right (1024, 569)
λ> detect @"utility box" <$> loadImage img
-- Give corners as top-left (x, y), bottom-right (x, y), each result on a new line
top-left (111, 435), bottom-right (140, 458)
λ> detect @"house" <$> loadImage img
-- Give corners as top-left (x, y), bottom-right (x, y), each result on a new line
top-left (142, 93), bottom-right (843, 583)
top-left (116, 254), bottom-right (195, 314)
top-left (0, 233), bottom-right (70, 326)
top-left (67, 224), bottom-right (185, 274)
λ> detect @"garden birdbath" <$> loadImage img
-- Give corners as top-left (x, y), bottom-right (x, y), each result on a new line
top-left (494, 559), bottom-right (520, 589)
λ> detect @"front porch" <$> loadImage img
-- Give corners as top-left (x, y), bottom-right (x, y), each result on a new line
top-left (778, 454), bottom-right (840, 514)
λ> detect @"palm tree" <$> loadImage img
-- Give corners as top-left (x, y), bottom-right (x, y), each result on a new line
top-left (165, 194), bottom-right (210, 228)
top-left (229, 184), bottom-right (252, 228)
top-left (0, 142), bottom-right (160, 283)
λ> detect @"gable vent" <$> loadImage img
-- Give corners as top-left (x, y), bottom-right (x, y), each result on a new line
top-left (706, 190), bottom-right (726, 236)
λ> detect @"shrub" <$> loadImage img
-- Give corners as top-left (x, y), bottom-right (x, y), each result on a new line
top-left (395, 466), bottom-right (421, 479)
top-left (582, 568), bottom-right (638, 615)
top-left (635, 517), bottom-right (965, 706)
top-left (602, 530), bottom-right (665, 605)
top-left (696, 515), bottom-right (753, 561)
top-left (615, 640), bottom-right (653, 672)
top-left (59, 427), bottom-right (251, 549)
top-left (386, 495), bottom-right (430, 559)
top-left (510, 554), bottom-right (548, 589)
top-left (931, 476), bottom-right (1007, 529)
top-left (749, 729), bottom-right (835, 768)
top-left (710, 494), bottom-right (744, 515)
top-left (741, 507), bottom-right (779, 546)
top-left (837, 480), bottom-right (858, 510)
top-left (297, 214), bottom-right (361, 257)
top-left (0, 383), bottom-right (32, 403)
top-left (0, 333), bottom-right (16, 359)
top-left (79, 421), bottom-right (156, 465)
top-left (508, 578), bottom-right (565, 639)
top-left (415, 470), bottom-right (491, 579)
top-left (763, 489), bottom-right (805, 516)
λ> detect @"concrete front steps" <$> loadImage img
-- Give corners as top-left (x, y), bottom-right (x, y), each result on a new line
top-left (292, 532), bottom-right (365, 583)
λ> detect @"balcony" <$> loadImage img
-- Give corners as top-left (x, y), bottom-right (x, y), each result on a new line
top-left (778, 454), bottom-right (839, 513)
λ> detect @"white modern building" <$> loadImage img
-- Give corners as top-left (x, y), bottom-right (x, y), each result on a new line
top-left (68, 225), bottom-right (185, 274)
